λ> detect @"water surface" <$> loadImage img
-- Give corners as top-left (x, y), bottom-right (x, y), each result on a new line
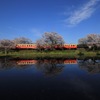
top-left (0, 57), bottom-right (100, 100)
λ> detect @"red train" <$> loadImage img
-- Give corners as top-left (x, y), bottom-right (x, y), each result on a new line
top-left (15, 44), bottom-right (77, 50)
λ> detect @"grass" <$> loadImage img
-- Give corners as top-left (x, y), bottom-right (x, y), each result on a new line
top-left (0, 50), bottom-right (100, 59)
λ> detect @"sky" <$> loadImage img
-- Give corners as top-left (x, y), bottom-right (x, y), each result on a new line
top-left (0, 0), bottom-right (100, 43)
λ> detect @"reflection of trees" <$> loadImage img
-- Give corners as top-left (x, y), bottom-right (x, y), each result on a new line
top-left (0, 58), bottom-right (34, 70)
top-left (1, 57), bottom-right (100, 74)
top-left (0, 58), bottom-right (17, 70)
top-left (78, 58), bottom-right (100, 74)
top-left (0, 58), bottom-right (65, 74)
top-left (35, 59), bottom-right (65, 76)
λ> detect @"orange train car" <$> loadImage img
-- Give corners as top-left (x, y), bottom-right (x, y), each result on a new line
top-left (15, 44), bottom-right (37, 49)
top-left (63, 44), bottom-right (77, 49)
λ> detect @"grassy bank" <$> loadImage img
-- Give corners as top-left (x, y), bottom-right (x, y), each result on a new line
top-left (0, 50), bottom-right (100, 59)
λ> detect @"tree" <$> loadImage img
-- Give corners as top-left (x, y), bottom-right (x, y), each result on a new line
top-left (13, 37), bottom-right (32, 45)
top-left (78, 38), bottom-right (87, 44)
top-left (78, 34), bottom-right (100, 50)
top-left (36, 32), bottom-right (64, 50)
top-left (0, 39), bottom-right (14, 54)
top-left (36, 38), bottom-right (45, 51)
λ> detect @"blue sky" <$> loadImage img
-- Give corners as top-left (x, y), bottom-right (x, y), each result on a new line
top-left (0, 0), bottom-right (100, 43)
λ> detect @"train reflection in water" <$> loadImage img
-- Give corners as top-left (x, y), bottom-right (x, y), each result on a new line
top-left (15, 59), bottom-right (76, 76)
top-left (16, 60), bottom-right (37, 65)
top-left (0, 58), bottom-right (77, 76)
top-left (16, 59), bottom-right (77, 65)
top-left (0, 58), bottom-right (100, 75)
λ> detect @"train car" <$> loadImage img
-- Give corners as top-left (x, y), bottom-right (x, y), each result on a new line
top-left (15, 44), bottom-right (77, 50)
top-left (63, 44), bottom-right (77, 49)
top-left (15, 44), bottom-right (37, 49)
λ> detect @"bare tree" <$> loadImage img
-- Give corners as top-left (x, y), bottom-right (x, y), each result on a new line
top-left (0, 39), bottom-right (14, 54)
top-left (36, 32), bottom-right (64, 50)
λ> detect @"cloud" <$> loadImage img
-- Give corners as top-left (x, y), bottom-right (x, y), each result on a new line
top-left (65, 0), bottom-right (100, 27)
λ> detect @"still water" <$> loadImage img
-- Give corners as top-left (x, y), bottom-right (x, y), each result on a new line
top-left (0, 57), bottom-right (100, 100)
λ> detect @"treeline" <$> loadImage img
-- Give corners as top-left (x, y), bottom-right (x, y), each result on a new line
top-left (0, 32), bottom-right (100, 54)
